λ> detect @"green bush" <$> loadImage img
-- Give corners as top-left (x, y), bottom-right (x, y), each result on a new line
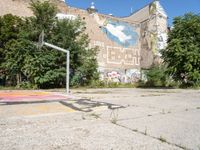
top-left (140, 65), bottom-right (178, 88)
top-left (16, 81), bottom-right (37, 89)
top-left (145, 66), bottom-right (167, 87)
top-left (161, 13), bottom-right (200, 87)
top-left (88, 79), bottom-right (137, 88)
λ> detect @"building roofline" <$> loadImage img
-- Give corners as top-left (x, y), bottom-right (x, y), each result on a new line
top-left (67, 6), bottom-right (141, 24)
top-left (118, 0), bottom-right (156, 18)
top-left (66, 1), bottom-right (158, 19)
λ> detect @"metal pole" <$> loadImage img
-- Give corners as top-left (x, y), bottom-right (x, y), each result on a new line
top-left (66, 51), bottom-right (70, 94)
top-left (44, 42), bottom-right (70, 94)
top-left (44, 42), bottom-right (68, 53)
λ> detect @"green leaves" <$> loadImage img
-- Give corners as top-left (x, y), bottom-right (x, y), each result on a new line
top-left (162, 13), bottom-right (200, 87)
top-left (0, 1), bottom-right (98, 88)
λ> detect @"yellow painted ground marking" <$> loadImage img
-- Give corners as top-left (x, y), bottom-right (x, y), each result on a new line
top-left (0, 102), bottom-right (75, 117)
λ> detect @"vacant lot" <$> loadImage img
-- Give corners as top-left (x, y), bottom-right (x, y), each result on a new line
top-left (0, 88), bottom-right (200, 150)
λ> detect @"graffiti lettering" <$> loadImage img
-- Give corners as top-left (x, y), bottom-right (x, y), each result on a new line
top-left (92, 40), bottom-right (140, 66)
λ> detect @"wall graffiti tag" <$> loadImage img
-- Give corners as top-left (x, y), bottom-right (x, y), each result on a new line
top-left (91, 40), bottom-right (140, 66)
top-left (107, 46), bottom-right (140, 65)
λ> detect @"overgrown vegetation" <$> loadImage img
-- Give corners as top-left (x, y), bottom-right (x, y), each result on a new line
top-left (141, 65), bottom-right (169, 87)
top-left (0, 1), bottom-right (98, 88)
top-left (139, 65), bottom-right (179, 88)
top-left (0, 6), bottom-right (199, 89)
top-left (140, 13), bottom-right (200, 88)
top-left (161, 13), bottom-right (200, 87)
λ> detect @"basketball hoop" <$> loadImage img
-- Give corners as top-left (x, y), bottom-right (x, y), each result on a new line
top-left (37, 31), bottom-right (70, 94)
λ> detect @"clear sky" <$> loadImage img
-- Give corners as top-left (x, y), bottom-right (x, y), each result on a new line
top-left (66, 0), bottom-right (200, 26)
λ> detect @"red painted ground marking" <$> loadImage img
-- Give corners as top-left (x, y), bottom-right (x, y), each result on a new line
top-left (0, 91), bottom-right (71, 102)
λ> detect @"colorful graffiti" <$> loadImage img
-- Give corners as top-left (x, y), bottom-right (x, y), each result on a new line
top-left (100, 69), bottom-right (141, 83)
top-left (107, 71), bottom-right (121, 82)
top-left (125, 69), bottom-right (140, 83)
top-left (93, 14), bottom-right (139, 47)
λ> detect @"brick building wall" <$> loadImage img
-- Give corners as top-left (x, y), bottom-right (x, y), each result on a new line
top-left (0, 0), bottom-right (168, 83)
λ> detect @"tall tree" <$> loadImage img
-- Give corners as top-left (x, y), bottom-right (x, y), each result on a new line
top-left (0, 14), bottom-right (24, 85)
top-left (0, 1), bottom-right (98, 88)
top-left (162, 13), bottom-right (200, 86)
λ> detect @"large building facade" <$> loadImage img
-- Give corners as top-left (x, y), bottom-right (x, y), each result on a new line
top-left (0, 0), bottom-right (168, 82)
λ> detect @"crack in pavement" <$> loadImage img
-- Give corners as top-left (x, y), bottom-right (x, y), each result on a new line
top-left (112, 122), bottom-right (190, 150)
top-left (117, 106), bottom-right (200, 122)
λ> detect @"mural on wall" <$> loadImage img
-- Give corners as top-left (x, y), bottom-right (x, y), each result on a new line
top-left (91, 40), bottom-right (140, 66)
top-left (93, 14), bottom-right (139, 47)
top-left (157, 32), bottom-right (168, 55)
top-left (149, 1), bottom-right (168, 56)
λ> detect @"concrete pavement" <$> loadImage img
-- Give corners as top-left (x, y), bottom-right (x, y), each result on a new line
top-left (0, 88), bottom-right (200, 150)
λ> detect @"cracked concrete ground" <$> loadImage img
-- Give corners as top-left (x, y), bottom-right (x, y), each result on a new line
top-left (0, 88), bottom-right (200, 150)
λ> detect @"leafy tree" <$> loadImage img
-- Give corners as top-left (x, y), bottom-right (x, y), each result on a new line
top-left (0, 1), bottom-right (98, 88)
top-left (162, 13), bottom-right (200, 86)
top-left (50, 19), bottom-right (99, 86)
top-left (0, 14), bottom-right (24, 85)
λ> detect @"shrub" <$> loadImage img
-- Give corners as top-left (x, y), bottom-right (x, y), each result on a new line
top-left (140, 65), bottom-right (179, 88)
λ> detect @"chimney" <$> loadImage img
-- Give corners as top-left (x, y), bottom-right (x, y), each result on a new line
top-left (87, 2), bottom-right (97, 14)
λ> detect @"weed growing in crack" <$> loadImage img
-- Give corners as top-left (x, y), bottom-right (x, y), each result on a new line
top-left (132, 129), bottom-right (138, 132)
top-left (144, 126), bottom-right (147, 135)
top-left (159, 136), bottom-right (167, 143)
top-left (90, 113), bottom-right (101, 119)
top-left (168, 111), bottom-right (171, 114)
top-left (161, 109), bottom-right (165, 114)
top-left (82, 114), bottom-right (86, 120)
top-left (110, 109), bottom-right (119, 124)
top-left (111, 118), bottom-right (118, 124)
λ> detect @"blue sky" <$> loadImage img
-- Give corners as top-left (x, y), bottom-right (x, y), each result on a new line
top-left (66, 0), bottom-right (200, 26)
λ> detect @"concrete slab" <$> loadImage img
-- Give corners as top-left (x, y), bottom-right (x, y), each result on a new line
top-left (0, 113), bottom-right (181, 150)
top-left (0, 88), bottom-right (200, 149)
top-left (118, 109), bottom-right (200, 150)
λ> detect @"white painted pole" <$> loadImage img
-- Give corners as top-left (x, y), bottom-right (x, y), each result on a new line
top-left (44, 42), bottom-right (68, 53)
top-left (44, 42), bottom-right (70, 94)
top-left (66, 51), bottom-right (70, 94)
